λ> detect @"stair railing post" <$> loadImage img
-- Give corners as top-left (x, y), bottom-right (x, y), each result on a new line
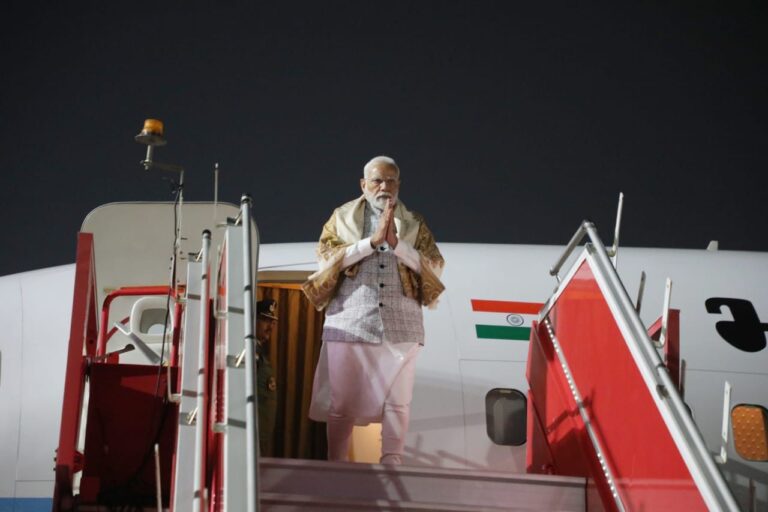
top-left (240, 195), bottom-right (260, 511)
top-left (192, 230), bottom-right (211, 512)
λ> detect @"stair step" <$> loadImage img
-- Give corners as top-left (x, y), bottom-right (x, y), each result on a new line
top-left (260, 458), bottom-right (585, 511)
top-left (260, 492), bottom-right (517, 511)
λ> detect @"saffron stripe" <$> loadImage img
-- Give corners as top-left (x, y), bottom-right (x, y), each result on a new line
top-left (471, 300), bottom-right (543, 314)
top-left (475, 325), bottom-right (531, 340)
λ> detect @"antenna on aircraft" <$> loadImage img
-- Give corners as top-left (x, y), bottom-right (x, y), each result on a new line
top-left (214, 162), bottom-right (219, 223)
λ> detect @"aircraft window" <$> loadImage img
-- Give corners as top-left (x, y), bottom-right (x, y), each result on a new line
top-left (139, 308), bottom-right (169, 334)
top-left (731, 404), bottom-right (768, 462)
top-left (485, 388), bottom-right (526, 446)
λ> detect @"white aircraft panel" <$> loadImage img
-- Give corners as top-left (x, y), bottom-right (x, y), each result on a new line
top-left (407, 293), bottom-right (466, 469)
top-left (616, 249), bottom-right (768, 376)
top-left (17, 265), bottom-right (74, 483)
top-left (14, 480), bottom-right (53, 499)
top-left (459, 360), bottom-right (528, 472)
top-left (0, 274), bottom-right (23, 498)
top-left (440, 244), bottom-right (561, 363)
top-left (81, 202), bottom-right (248, 313)
top-left (256, 242), bottom-right (317, 271)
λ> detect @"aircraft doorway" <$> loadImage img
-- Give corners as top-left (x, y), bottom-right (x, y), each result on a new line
top-left (256, 281), bottom-right (327, 459)
top-left (258, 276), bottom-right (397, 463)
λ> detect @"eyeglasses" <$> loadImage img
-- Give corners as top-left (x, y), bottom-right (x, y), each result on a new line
top-left (366, 178), bottom-right (400, 187)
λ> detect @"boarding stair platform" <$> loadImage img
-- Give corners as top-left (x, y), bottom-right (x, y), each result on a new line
top-left (258, 457), bottom-right (585, 511)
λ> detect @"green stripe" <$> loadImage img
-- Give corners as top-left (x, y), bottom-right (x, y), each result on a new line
top-left (475, 325), bottom-right (531, 341)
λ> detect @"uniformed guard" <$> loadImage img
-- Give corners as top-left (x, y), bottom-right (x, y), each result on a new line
top-left (255, 299), bottom-right (279, 456)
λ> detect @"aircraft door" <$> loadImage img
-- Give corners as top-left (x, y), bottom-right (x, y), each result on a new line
top-left (459, 360), bottom-right (528, 472)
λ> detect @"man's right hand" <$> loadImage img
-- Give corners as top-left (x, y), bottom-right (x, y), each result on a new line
top-left (370, 199), bottom-right (394, 247)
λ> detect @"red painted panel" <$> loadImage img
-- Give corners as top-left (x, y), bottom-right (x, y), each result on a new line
top-left (78, 363), bottom-right (179, 507)
top-left (533, 311), bottom-right (625, 510)
top-left (528, 261), bottom-right (707, 511)
top-left (665, 310), bottom-right (681, 393)
top-left (527, 321), bottom-right (592, 478)
top-left (526, 389), bottom-right (556, 475)
top-left (54, 232), bottom-right (96, 511)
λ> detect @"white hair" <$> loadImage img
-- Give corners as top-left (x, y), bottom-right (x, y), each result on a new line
top-left (363, 155), bottom-right (400, 179)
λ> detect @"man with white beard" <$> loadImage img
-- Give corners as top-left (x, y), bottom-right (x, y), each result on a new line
top-left (302, 155), bottom-right (445, 464)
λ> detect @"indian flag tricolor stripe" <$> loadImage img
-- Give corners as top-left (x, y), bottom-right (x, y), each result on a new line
top-left (471, 299), bottom-right (544, 341)
top-left (471, 300), bottom-right (541, 314)
top-left (475, 324), bottom-right (531, 340)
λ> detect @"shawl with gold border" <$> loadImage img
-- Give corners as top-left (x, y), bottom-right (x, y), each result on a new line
top-left (301, 196), bottom-right (445, 311)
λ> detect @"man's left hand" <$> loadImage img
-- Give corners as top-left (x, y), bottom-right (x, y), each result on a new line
top-left (385, 200), bottom-right (398, 248)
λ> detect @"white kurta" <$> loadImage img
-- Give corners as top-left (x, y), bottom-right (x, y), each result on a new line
top-left (309, 339), bottom-right (420, 425)
top-left (310, 201), bottom-right (424, 424)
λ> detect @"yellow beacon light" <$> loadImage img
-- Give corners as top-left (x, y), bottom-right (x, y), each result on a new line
top-left (135, 118), bottom-right (168, 171)
top-left (135, 119), bottom-right (167, 146)
top-left (140, 119), bottom-right (164, 137)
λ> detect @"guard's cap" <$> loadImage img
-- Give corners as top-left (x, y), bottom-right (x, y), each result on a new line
top-left (256, 299), bottom-right (278, 320)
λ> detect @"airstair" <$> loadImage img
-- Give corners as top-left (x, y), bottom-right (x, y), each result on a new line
top-left (53, 198), bottom-right (261, 511)
top-left (525, 220), bottom-right (739, 511)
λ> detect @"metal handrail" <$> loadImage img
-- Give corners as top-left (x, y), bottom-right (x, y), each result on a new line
top-left (549, 220), bottom-right (593, 281)
top-left (547, 221), bottom-right (739, 512)
top-left (192, 231), bottom-right (211, 512)
top-left (551, 194), bottom-right (624, 281)
top-left (240, 195), bottom-right (260, 511)
top-left (95, 286), bottom-right (178, 357)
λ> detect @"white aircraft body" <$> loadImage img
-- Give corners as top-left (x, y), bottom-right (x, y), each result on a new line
top-left (0, 199), bottom-right (766, 511)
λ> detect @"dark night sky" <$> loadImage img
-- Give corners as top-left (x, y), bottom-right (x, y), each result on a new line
top-left (1, 2), bottom-right (766, 276)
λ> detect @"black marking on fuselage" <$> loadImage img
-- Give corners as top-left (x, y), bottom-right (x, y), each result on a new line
top-left (705, 298), bottom-right (767, 353)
